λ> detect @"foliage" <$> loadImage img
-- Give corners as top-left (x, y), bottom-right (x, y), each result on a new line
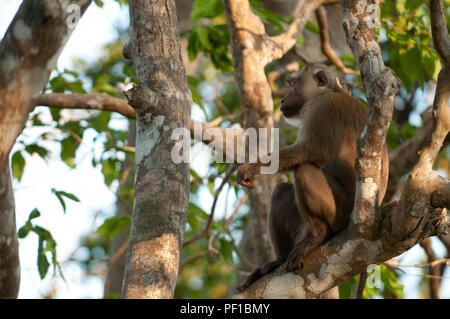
top-left (18, 209), bottom-right (61, 279)
top-left (339, 265), bottom-right (404, 299)
top-left (13, 0), bottom-right (449, 299)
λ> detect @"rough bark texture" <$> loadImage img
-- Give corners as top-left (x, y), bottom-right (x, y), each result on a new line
top-left (0, 164), bottom-right (19, 298)
top-left (120, 0), bottom-right (191, 299)
top-left (230, 0), bottom-right (449, 299)
top-left (0, 0), bottom-right (92, 298)
top-left (342, 0), bottom-right (400, 237)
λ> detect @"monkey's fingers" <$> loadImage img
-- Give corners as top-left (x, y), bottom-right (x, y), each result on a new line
top-left (236, 171), bottom-right (255, 188)
top-left (238, 178), bottom-right (254, 188)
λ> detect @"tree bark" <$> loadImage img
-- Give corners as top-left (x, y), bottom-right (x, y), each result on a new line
top-left (120, 0), bottom-right (191, 299)
top-left (0, 164), bottom-right (19, 298)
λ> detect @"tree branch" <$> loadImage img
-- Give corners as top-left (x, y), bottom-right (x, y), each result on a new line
top-left (267, 0), bottom-right (326, 63)
top-left (34, 93), bottom-right (249, 162)
top-left (430, 0), bottom-right (450, 65)
top-left (34, 93), bottom-right (136, 119)
top-left (420, 238), bottom-right (443, 298)
top-left (316, 6), bottom-right (360, 75)
top-left (0, 0), bottom-right (92, 172)
top-left (391, 0), bottom-right (450, 239)
top-left (342, 0), bottom-right (401, 236)
top-left (231, 0), bottom-right (449, 299)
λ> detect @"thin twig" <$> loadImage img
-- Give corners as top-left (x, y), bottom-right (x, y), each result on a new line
top-left (355, 271), bottom-right (367, 299)
top-left (109, 241), bottom-right (129, 265)
top-left (316, 6), bottom-right (360, 76)
top-left (385, 258), bottom-right (450, 269)
top-left (183, 164), bottom-right (238, 247)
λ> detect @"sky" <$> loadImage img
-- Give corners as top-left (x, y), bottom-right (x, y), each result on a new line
top-left (0, 0), bottom-right (449, 299)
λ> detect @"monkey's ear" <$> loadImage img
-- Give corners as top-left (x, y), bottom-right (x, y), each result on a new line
top-left (316, 71), bottom-right (328, 87)
top-left (336, 77), bottom-right (342, 88)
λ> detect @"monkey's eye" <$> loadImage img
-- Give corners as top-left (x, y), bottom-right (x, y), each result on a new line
top-left (287, 78), bottom-right (295, 86)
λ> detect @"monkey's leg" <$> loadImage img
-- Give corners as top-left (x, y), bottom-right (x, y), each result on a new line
top-left (237, 183), bottom-right (304, 291)
top-left (287, 163), bottom-right (352, 272)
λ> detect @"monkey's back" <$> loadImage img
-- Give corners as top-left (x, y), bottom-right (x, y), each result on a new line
top-left (303, 91), bottom-right (369, 189)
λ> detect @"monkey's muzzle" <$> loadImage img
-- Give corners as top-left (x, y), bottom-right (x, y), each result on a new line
top-left (280, 105), bottom-right (298, 118)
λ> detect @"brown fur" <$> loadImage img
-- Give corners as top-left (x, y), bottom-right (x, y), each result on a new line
top-left (236, 64), bottom-right (389, 291)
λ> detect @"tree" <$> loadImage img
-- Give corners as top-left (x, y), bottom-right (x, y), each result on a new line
top-left (0, 0), bottom-right (448, 299)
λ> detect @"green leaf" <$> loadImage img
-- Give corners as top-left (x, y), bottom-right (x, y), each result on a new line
top-left (399, 46), bottom-right (424, 88)
top-left (29, 208), bottom-right (41, 220)
top-left (213, 221), bottom-right (225, 233)
top-left (37, 240), bottom-right (50, 279)
top-left (339, 275), bottom-right (358, 299)
top-left (296, 34), bottom-right (304, 48)
top-left (18, 223), bottom-right (31, 238)
top-left (189, 202), bottom-right (209, 220)
top-left (187, 202), bottom-right (209, 231)
top-left (25, 144), bottom-right (49, 159)
top-left (305, 21), bottom-right (319, 34)
top-left (18, 210), bottom-right (59, 279)
top-left (97, 216), bottom-right (131, 239)
top-left (18, 209), bottom-right (41, 238)
top-left (421, 47), bottom-right (441, 80)
top-left (197, 26), bottom-right (213, 51)
top-left (55, 190), bottom-right (80, 203)
top-left (51, 188), bottom-right (80, 214)
top-left (380, 265), bottom-right (405, 298)
top-left (101, 157), bottom-right (121, 186)
top-left (60, 136), bottom-right (78, 168)
top-left (11, 151), bottom-right (25, 181)
top-left (94, 0), bottom-right (104, 7)
top-left (250, 0), bottom-right (287, 33)
top-left (187, 29), bottom-right (200, 61)
top-left (50, 108), bottom-right (61, 122)
top-left (405, 0), bottom-right (427, 11)
top-left (219, 237), bottom-right (234, 263)
top-left (191, 0), bottom-right (224, 22)
top-left (89, 111), bottom-right (111, 133)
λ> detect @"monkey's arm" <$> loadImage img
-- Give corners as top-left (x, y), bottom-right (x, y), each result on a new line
top-left (237, 142), bottom-right (329, 187)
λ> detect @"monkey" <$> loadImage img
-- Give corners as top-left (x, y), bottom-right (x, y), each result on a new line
top-left (235, 63), bottom-right (389, 291)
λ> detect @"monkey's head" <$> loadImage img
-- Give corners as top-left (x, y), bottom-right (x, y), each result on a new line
top-left (280, 64), bottom-right (339, 126)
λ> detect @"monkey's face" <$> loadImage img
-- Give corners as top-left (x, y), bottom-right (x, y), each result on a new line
top-left (280, 64), bottom-right (332, 125)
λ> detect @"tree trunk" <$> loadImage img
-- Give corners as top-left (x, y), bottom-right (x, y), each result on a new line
top-left (0, 164), bottom-right (19, 298)
top-left (120, 0), bottom-right (191, 299)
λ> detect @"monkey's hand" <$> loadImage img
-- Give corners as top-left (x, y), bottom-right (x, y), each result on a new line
top-left (236, 163), bottom-right (260, 188)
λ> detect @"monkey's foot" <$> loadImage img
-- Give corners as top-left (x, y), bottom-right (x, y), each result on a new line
top-left (237, 260), bottom-right (283, 291)
top-left (286, 249), bottom-right (305, 273)
top-left (237, 268), bottom-right (263, 292)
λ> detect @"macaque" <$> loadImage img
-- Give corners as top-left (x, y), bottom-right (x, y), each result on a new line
top-left (236, 63), bottom-right (389, 291)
